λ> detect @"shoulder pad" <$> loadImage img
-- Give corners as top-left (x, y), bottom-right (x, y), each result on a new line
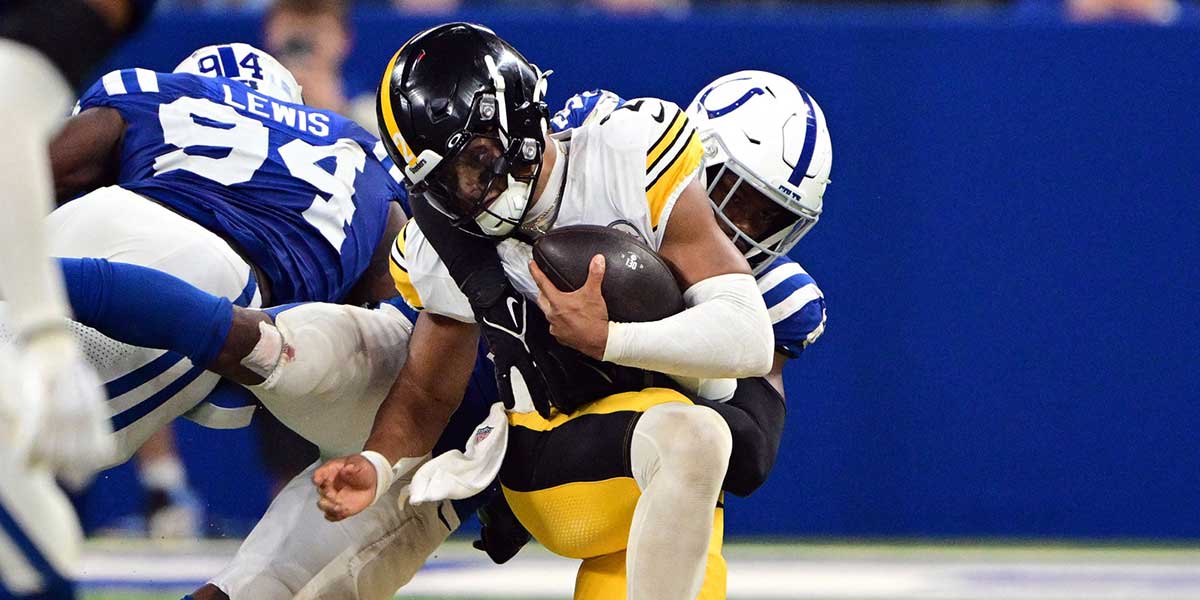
top-left (389, 221), bottom-right (475, 322)
top-left (604, 98), bottom-right (705, 232)
top-left (79, 69), bottom-right (166, 107)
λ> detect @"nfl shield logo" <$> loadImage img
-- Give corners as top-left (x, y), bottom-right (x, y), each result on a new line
top-left (474, 425), bottom-right (494, 444)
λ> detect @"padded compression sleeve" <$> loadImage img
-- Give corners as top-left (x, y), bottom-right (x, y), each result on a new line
top-left (603, 273), bottom-right (774, 378)
top-left (59, 257), bottom-right (233, 368)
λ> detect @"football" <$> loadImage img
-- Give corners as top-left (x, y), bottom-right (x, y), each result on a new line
top-left (532, 225), bottom-right (685, 323)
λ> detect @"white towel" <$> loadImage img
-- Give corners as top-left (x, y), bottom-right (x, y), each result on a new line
top-left (406, 401), bottom-right (509, 504)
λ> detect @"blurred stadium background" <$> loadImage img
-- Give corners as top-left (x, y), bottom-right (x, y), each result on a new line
top-left (72, 0), bottom-right (1199, 597)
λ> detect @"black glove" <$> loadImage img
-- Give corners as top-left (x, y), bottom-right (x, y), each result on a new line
top-left (475, 287), bottom-right (569, 418)
top-left (472, 493), bottom-right (531, 565)
top-left (410, 193), bottom-right (566, 417)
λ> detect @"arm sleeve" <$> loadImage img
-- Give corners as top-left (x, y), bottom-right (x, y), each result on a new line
top-left (603, 273), bottom-right (774, 379)
top-left (59, 257), bottom-right (233, 368)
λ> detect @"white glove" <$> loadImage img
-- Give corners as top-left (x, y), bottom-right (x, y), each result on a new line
top-left (0, 331), bottom-right (114, 489)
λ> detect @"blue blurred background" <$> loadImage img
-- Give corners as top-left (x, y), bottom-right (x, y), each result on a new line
top-left (81, 1), bottom-right (1200, 542)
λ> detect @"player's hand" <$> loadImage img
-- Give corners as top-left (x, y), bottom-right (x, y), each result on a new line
top-left (529, 255), bottom-right (609, 360)
top-left (1, 332), bottom-right (114, 490)
top-left (473, 492), bottom-right (532, 564)
top-left (476, 290), bottom-right (567, 418)
top-left (313, 454), bottom-right (377, 522)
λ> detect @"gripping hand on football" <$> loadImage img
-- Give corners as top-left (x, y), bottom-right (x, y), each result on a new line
top-left (313, 454), bottom-right (377, 522)
top-left (529, 254), bottom-right (609, 360)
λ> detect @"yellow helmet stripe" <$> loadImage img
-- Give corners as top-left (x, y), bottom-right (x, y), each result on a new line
top-left (378, 48), bottom-right (417, 167)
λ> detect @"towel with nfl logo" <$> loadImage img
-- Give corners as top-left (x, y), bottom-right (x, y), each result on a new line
top-left (406, 401), bottom-right (508, 504)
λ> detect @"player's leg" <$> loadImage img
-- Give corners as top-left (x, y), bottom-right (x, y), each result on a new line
top-left (41, 186), bottom-right (262, 463)
top-left (199, 461), bottom-right (457, 600)
top-left (574, 506), bottom-right (727, 600)
top-left (501, 390), bottom-right (677, 561)
top-left (625, 402), bottom-right (731, 600)
top-left (501, 387), bottom-right (729, 600)
top-left (137, 428), bottom-right (203, 538)
top-left (0, 452), bottom-right (83, 599)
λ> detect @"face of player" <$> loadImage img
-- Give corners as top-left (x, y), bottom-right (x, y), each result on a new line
top-left (708, 168), bottom-right (796, 255)
top-left (436, 135), bottom-right (540, 217)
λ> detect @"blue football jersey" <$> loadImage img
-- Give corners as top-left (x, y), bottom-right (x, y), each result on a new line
top-left (550, 89), bottom-right (625, 133)
top-left (757, 255), bottom-right (827, 357)
top-left (77, 69), bottom-right (408, 304)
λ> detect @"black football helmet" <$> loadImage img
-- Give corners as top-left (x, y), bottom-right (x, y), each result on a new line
top-left (377, 23), bottom-right (551, 237)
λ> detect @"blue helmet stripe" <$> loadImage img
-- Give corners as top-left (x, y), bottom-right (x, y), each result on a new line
top-left (788, 88), bottom-right (818, 186)
top-left (217, 45), bottom-right (241, 78)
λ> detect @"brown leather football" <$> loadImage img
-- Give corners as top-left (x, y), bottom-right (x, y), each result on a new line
top-left (532, 225), bottom-right (684, 323)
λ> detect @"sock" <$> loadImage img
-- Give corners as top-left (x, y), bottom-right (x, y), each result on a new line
top-left (626, 403), bottom-right (731, 600)
top-left (59, 257), bottom-right (233, 368)
top-left (141, 456), bottom-right (187, 493)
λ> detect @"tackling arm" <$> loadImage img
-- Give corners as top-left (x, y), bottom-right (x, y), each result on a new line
top-left (56, 257), bottom-right (269, 384)
top-left (49, 107), bottom-right (126, 203)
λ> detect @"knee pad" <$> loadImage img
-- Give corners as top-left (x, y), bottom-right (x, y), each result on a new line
top-left (631, 403), bottom-right (732, 490)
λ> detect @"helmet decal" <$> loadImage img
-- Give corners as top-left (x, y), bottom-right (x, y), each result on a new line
top-left (174, 43), bottom-right (302, 105)
top-left (787, 88), bottom-right (818, 186)
top-left (697, 78), bottom-right (764, 119)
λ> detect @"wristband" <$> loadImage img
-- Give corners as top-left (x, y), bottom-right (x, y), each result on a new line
top-left (359, 451), bottom-right (430, 507)
top-left (360, 450), bottom-right (395, 506)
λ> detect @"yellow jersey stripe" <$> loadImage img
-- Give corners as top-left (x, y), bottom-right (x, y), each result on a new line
top-left (378, 49), bottom-right (417, 167)
top-left (644, 108), bottom-right (686, 172)
top-left (389, 227), bottom-right (423, 309)
top-left (646, 131), bottom-right (705, 229)
top-left (390, 235), bottom-right (408, 273)
top-left (507, 387), bottom-right (691, 432)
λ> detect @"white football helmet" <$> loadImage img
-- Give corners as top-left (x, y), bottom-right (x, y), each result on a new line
top-left (686, 70), bottom-right (832, 273)
top-left (174, 43), bottom-right (303, 105)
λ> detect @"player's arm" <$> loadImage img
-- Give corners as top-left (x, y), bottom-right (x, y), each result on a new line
top-left (49, 107), bottom-right (126, 203)
top-left (766, 353), bottom-right (788, 396)
top-left (56, 257), bottom-right (270, 384)
top-left (344, 202), bottom-right (409, 305)
top-left (532, 176), bottom-right (774, 379)
top-left (314, 311), bottom-right (479, 521)
top-left (532, 101), bottom-right (773, 379)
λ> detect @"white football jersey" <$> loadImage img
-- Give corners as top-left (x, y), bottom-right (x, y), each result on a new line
top-left (390, 97), bottom-right (706, 321)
